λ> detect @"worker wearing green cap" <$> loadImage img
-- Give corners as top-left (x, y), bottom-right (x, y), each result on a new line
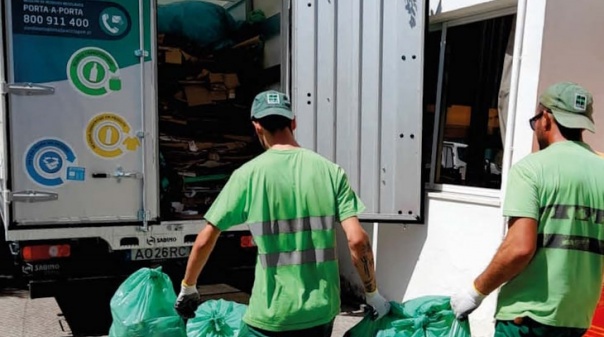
top-left (175, 90), bottom-right (391, 336)
top-left (451, 81), bottom-right (604, 337)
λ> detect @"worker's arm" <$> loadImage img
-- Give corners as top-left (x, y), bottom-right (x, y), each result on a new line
top-left (183, 223), bottom-right (222, 286)
top-left (451, 216), bottom-right (537, 319)
top-left (341, 216), bottom-right (376, 292)
top-left (474, 217), bottom-right (538, 294)
top-left (175, 223), bottom-right (221, 319)
top-left (341, 216), bottom-right (390, 319)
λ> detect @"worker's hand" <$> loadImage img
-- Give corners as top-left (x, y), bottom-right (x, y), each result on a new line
top-left (450, 283), bottom-right (486, 320)
top-left (365, 289), bottom-right (391, 320)
top-left (174, 281), bottom-right (201, 319)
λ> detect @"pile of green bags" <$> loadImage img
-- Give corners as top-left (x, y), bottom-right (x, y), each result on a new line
top-left (108, 267), bottom-right (186, 337)
top-left (109, 268), bottom-right (469, 337)
top-left (345, 295), bottom-right (472, 337)
top-left (109, 267), bottom-right (248, 337)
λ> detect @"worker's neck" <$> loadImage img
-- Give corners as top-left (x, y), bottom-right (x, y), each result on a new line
top-left (549, 132), bottom-right (582, 145)
top-left (263, 131), bottom-right (300, 150)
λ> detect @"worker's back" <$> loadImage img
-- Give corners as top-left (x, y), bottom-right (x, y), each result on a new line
top-left (497, 141), bottom-right (604, 328)
top-left (207, 147), bottom-right (364, 331)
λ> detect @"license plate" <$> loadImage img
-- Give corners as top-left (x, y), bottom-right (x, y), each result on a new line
top-left (129, 246), bottom-right (191, 261)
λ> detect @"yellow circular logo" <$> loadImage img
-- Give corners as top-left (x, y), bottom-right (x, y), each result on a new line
top-left (98, 125), bottom-right (121, 146)
top-left (86, 113), bottom-right (140, 158)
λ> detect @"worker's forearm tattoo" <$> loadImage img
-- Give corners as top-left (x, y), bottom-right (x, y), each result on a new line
top-left (354, 243), bottom-right (376, 293)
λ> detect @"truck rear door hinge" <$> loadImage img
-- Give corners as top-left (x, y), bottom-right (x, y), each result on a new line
top-left (137, 209), bottom-right (151, 221)
top-left (134, 49), bottom-right (149, 58)
top-left (2, 83), bottom-right (55, 96)
top-left (137, 209), bottom-right (151, 232)
top-left (8, 190), bottom-right (59, 203)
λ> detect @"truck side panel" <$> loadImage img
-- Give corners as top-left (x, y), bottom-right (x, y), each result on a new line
top-left (4, 0), bottom-right (157, 226)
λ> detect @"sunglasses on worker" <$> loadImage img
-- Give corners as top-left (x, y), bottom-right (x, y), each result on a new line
top-left (529, 108), bottom-right (551, 131)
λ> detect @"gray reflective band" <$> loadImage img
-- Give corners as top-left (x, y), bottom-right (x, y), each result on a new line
top-left (538, 234), bottom-right (604, 255)
top-left (259, 247), bottom-right (337, 268)
top-left (249, 216), bottom-right (336, 236)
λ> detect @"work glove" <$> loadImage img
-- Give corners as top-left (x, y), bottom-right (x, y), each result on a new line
top-left (174, 281), bottom-right (201, 319)
top-left (450, 283), bottom-right (486, 320)
top-left (365, 289), bottom-right (391, 320)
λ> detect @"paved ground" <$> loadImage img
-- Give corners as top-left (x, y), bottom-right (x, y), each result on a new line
top-left (0, 280), bottom-right (363, 337)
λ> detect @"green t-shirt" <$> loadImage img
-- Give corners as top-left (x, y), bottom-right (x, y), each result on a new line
top-left (204, 147), bottom-right (365, 331)
top-left (497, 141), bottom-right (604, 328)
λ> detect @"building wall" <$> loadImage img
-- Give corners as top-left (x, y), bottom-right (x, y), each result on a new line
top-left (376, 194), bottom-right (502, 337)
top-left (537, 0), bottom-right (604, 153)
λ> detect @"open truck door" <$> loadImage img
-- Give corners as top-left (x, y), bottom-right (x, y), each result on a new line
top-left (3, 0), bottom-right (157, 228)
top-left (291, 0), bottom-right (426, 222)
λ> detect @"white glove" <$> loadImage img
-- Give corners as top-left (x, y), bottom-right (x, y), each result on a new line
top-left (365, 289), bottom-right (391, 320)
top-left (174, 281), bottom-right (201, 319)
top-left (450, 283), bottom-right (486, 320)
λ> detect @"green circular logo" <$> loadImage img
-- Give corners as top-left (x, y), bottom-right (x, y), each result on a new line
top-left (82, 61), bottom-right (107, 84)
top-left (99, 7), bottom-right (129, 37)
top-left (67, 47), bottom-right (122, 97)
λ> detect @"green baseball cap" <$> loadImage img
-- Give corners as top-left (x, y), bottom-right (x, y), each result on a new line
top-left (539, 81), bottom-right (595, 133)
top-left (250, 90), bottom-right (294, 120)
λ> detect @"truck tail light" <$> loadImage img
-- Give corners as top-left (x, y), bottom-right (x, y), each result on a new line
top-left (240, 235), bottom-right (255, 248)
top-left (22, 244), bottom-right (71, 262)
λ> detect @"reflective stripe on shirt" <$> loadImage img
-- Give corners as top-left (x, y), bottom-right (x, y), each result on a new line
top-left (538, 233), bottom-right (604, 255)
top-left (248, 216), bottom-right (337, 268)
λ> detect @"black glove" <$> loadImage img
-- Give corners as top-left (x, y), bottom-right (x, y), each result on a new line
top-left (174, 283), bottom-right (202, 319)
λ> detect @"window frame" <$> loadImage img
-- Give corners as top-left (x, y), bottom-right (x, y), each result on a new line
top-left (426, 6), bottom-right (517, 195)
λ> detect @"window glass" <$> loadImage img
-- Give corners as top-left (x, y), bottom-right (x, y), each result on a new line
top-left (423, 14), bottom-right (515, 189)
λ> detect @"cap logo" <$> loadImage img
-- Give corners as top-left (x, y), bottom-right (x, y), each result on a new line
top-left (266, 93), bottom-right (280, 105)
top-left (574, 93), bottom-right (587, 111)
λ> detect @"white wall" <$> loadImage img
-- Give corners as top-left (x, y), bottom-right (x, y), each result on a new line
top-left (506, 0), bottom-right (546, 164)
top-left (376, 195), bottom-right (503, 337)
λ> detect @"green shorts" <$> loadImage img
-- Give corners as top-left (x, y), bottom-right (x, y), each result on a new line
top-left (238, 320), bottom-right (334, 337)
top-left (495, 318), bottom-right (586, 337)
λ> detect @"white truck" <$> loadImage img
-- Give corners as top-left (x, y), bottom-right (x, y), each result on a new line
top-left (0, 0), bottom-right (426, 334)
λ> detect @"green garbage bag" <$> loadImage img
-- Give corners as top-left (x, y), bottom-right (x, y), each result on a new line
top-left (186, 299), bottom-right (247, 337)
top-left (109, 267), bottom-right (186, 337)
top-left (344, 295), bottom-right (471, 337)
top-left (157, 1), bottom-right (243, 50)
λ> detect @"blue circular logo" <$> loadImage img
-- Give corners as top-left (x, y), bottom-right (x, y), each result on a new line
top-left (38, 150), bottom-right (63, 174)
top-left (25, 138), bottom-right (79, 187)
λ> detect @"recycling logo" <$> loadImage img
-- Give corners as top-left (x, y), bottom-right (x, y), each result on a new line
top-left (67, 47), bottom-right (122, 97)
top-left (24, 138), bottom-right (85, 187)
top-left (86, 113), bottom-right (140, 158)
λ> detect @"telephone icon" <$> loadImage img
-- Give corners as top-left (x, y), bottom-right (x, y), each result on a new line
top-left (102, 13), bottom-right (122, 35)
